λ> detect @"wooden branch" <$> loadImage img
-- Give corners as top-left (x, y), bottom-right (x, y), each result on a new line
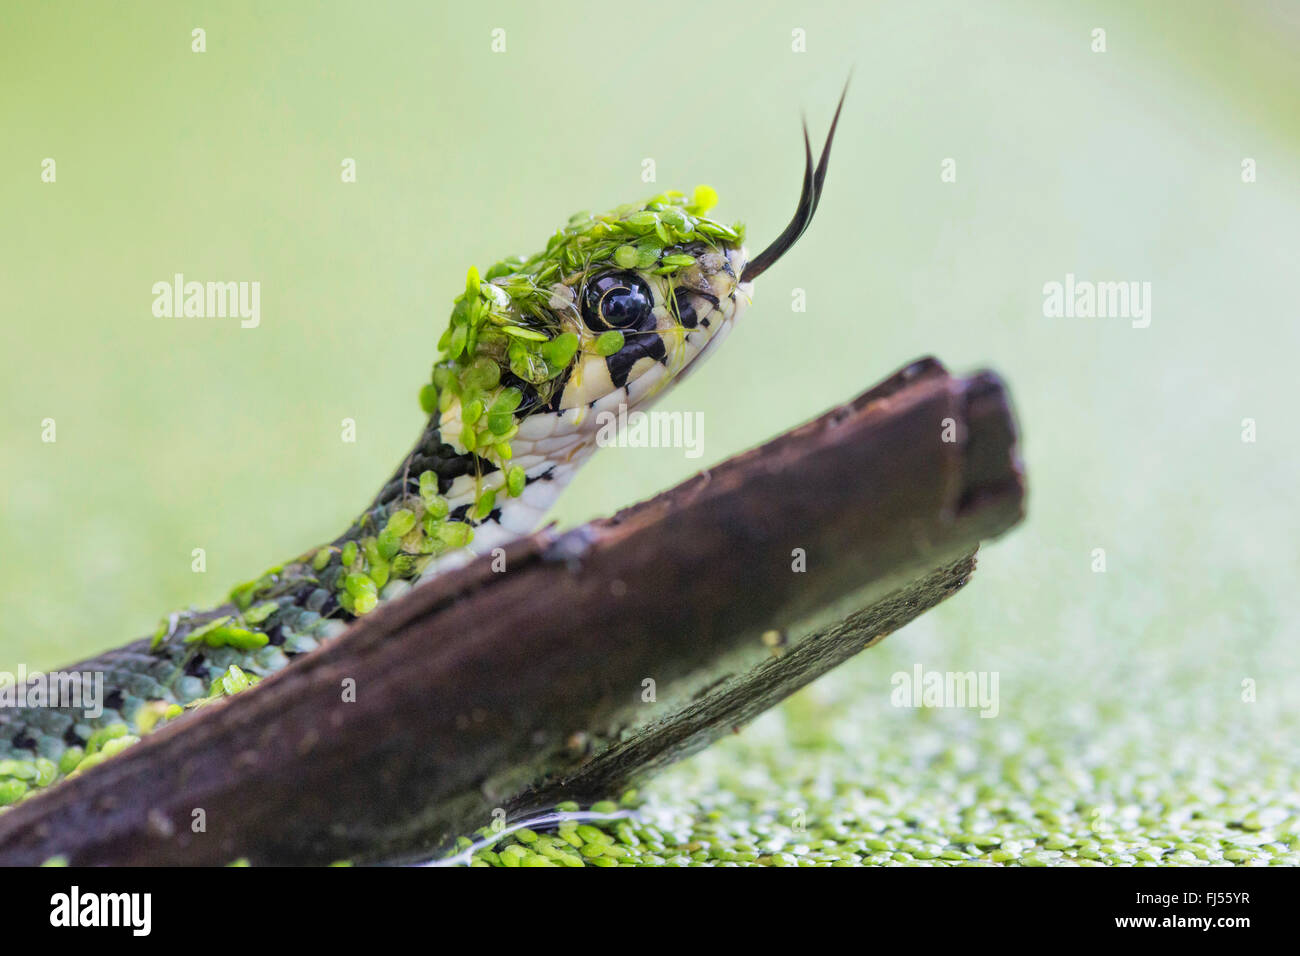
top-left (0, 357), bottom-right (1025, 865)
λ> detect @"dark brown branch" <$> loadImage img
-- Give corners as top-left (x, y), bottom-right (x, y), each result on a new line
top-left (0, 357), bottom-right (1025, 865)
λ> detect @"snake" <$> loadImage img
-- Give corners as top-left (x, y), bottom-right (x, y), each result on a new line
top-left (0, 93), bottom-right (845, 811)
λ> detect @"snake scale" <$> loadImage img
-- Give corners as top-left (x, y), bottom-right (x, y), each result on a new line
top-left (0, 93), bottom-right (845, 811)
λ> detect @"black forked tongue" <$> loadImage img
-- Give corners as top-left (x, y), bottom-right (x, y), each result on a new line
top-left (740, 80), bottom-right (848, 283)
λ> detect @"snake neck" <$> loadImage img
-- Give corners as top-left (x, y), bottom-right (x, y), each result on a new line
top-left (167, 401), bottom-right (592, 670)
top-left (215, 404), bottom-right (592, 652)
top-left (0, 408), bottom-right (592, 781)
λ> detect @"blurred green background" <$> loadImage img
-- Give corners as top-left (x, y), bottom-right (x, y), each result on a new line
top-left (3, 1), bottom-right (1297, 864)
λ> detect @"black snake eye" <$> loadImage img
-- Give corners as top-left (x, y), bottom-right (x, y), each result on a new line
top-left (582, 273), bottom-right (654, 333)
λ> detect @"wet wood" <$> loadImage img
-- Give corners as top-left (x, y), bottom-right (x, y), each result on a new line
top-left (0, 357), bottom-right (1025, 865)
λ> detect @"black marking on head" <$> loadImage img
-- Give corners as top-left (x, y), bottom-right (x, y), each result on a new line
top-left (672, 287), bottom-right (719, 329)
top-left (673, 288), bottom-right (699, 328)
top-left (606, 330), bottom-right (667, 388)
top-left (499, 369), bottom-right (552, 417)
top-left (741, 79), bottom-right (848, 283)
top-left (499, 366), bottom-right (569, 415)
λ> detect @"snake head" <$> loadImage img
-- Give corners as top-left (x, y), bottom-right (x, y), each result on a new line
top-left (424, 188), bottom-right (751, 455)
top-left (423, 88), bottom-right (844, 472)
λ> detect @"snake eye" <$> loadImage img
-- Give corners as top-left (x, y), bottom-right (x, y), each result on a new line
top-left (582, 273), bottom-right (654, 333)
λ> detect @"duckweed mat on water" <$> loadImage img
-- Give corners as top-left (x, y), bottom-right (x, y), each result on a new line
top-left (462, 734), bottom-right (1297, 867)
top-left (456, 581), bottom-right (1299, 868)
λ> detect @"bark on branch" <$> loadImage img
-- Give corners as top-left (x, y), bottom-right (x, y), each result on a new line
top-left (0, 357), bottom-right (1025, 865)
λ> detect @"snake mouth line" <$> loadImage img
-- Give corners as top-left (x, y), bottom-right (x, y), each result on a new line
top-left (740, 80), bottom-right (849, 283)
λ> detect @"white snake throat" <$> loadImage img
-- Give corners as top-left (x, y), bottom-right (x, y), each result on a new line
top-left (0, 94), bottom-right (845, 807)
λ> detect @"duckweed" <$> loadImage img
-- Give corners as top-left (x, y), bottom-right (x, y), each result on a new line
top-left (452, 674), bottom-right (1298, 868)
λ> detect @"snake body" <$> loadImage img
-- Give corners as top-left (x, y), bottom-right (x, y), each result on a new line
top-left (0, 192), bottom-right (751, 804)
top-left (0, 94), bottom-right (844, 808)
